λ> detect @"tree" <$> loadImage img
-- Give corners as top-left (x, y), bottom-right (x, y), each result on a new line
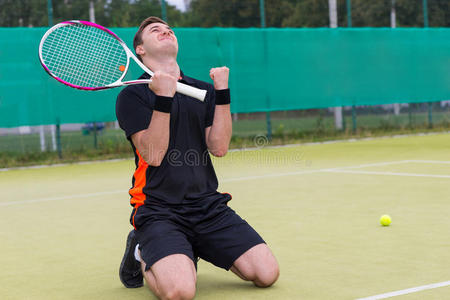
top-left (282, 0), bottom-right (329, 27)
top-left (0, 0), bottom-right (48, 27)
top-left (351, 0), bottom-right (391, 27)
top-left (0, 0), bottom-right (448, 28)
top-left (183, 0), bottom-right (260, 27)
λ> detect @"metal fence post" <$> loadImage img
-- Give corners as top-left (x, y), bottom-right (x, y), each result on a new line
top-left (352, 106), bottom-right (357, 133)
top-left (93, 122), bottom-right (98, 149)
top-left (346, 0), bottom-right (352, 27)
top-left (260, 0), bottom-right (272, 140)
top-left (347, 1), bottom-right (357, 133)
top-left (161, 0), bottom-right (167, 22)
top-left (56, 119), bottom-right (62, 159)
top-left (329, 0), bottom-right (343, 130)
top-left (47, 0), bottom-right (53, 26)
top-left (423, 0), bottom-right (433, 128)
top-left (423, 0), bottom-right (429, 27)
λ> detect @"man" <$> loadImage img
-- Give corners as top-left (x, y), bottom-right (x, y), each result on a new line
top-left (116, 16), bottom-right (279, 300)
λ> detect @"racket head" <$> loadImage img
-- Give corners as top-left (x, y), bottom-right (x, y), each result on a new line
top-left (38, 20), bottom-right (131, 90)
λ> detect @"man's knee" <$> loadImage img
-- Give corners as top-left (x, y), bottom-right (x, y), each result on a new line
top-left (144, 254), bottom-right (197, 300)
top-left (159, 282), bottom-right (196, 300)
top-left (254, 262), bottom-right (280, 288)
top-left (233, 244), bottom-right (280, 287)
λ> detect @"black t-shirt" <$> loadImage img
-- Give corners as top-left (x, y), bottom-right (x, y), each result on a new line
top-left (116, 72), bottom-right (220, 207)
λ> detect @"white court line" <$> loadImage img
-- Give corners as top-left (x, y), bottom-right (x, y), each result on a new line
top-left (2, 160), bottom-right (448, 207)
top-left (221, 169), bottom-right (323, 182)
top-left (326, 160), bottom-right (410, 171)
top-left (356, 280), bottom-right (450, 300)
top-left (0, 190), bottom-right (125, 207)
top-left (329, 160), bottom-right (450, 171)
top-left (0, 158), bottom-right (129, 172)
top-left (221, 161), bottom-right (413, 182)
top-left (408, 160), bottom-right (450, 164)
top-left (0, 169), bottom-right (326, 207)
top-left (325, 169), bottom-right (450, 179)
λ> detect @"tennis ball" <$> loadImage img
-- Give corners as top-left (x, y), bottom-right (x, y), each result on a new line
top-left (380, 215), bottom-right (391, 226)
top-left (119, 65), bottom-right (125, 72)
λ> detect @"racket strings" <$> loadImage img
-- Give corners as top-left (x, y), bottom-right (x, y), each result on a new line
top-left (41, 23), bottom-right (128, 88)
top-left (47, 25), bottom-right (124, 86)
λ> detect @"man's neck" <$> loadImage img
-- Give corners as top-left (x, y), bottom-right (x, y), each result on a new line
top-left (143, 57), bottom-right (180, 79)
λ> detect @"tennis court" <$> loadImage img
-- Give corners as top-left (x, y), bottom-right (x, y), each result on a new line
top-left (1, 132), bottom-right (449, 299)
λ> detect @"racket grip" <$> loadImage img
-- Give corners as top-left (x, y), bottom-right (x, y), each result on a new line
top-left (176, 82), bottom-right (207, 101)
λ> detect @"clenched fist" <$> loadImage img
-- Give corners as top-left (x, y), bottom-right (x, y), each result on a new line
top-left (209, 66), bottom-right (229, 90)
top-left (149, 71), bottom-right (178, 97)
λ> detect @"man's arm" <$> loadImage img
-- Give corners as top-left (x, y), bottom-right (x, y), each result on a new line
top-left (206, 67), bottom-right (232, 157)
top-left (131, 71), bottom-right (177, 166)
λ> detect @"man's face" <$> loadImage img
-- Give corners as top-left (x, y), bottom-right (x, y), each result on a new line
top-left (138, 22), bottom-right (178, 59)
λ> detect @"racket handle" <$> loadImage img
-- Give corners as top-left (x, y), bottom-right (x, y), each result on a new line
top-left (176, 82), bottom-right (207, 101)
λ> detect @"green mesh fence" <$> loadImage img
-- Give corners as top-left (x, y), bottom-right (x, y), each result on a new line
top-left (0, 27), bottom-right (449, 128)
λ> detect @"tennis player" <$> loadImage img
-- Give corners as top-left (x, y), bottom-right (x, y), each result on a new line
top-left (116, 16), bottom-right (279, 299)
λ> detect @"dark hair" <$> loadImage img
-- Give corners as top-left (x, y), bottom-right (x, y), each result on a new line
top-left (133, 16), bottom-right (169, 61)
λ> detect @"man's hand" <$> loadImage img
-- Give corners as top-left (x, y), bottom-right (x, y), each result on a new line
top-left (149, 71), bottom-right (177, 97)
top-left (209, 67), bottom-right (229, 90)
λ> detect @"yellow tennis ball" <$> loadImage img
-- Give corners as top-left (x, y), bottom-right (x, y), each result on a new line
top-left (380, 215), bottom-right (391, 226)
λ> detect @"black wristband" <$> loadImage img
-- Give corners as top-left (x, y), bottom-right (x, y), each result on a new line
top-left (154, 95), bottom-right (173, 113)
top-left (215, 89), bottom-right (231, 105)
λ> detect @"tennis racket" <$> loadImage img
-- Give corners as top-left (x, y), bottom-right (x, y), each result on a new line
top-left (38, 20), bottom-right (207, 101)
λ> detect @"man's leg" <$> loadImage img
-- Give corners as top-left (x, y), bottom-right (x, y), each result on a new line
top-left (119, 230), bottom-right (144, 288)
top-left (194, 194), bottom-right (280, 288)
top-left (140, 253), bottom-right (197, 300)
top-left (230, 243), bottom-right (279, 287)
top-left (120, 210), bottom-right (198, 299)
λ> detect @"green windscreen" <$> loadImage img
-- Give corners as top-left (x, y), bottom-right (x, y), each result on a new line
top-left (0, 27), bottom-right (449, 127)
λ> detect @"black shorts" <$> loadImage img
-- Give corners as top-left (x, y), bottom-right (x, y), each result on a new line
top-left (131, 192), bottom-right (265, 271)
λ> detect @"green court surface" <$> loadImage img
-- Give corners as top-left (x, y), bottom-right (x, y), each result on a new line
top-left (1, 133), bottom-right (449, 299)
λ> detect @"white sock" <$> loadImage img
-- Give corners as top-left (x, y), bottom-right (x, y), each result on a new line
top-left (134, 244), bottom-right (142, 262)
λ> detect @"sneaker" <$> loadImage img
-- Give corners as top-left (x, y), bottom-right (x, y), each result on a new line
top-left (119, 230), bottom-right (143, 288)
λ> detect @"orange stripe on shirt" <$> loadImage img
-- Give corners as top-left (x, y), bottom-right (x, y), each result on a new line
top-left (131, 207), bottom-right (139, 230)
top-left (129, 149), bottom-right (148, 208)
